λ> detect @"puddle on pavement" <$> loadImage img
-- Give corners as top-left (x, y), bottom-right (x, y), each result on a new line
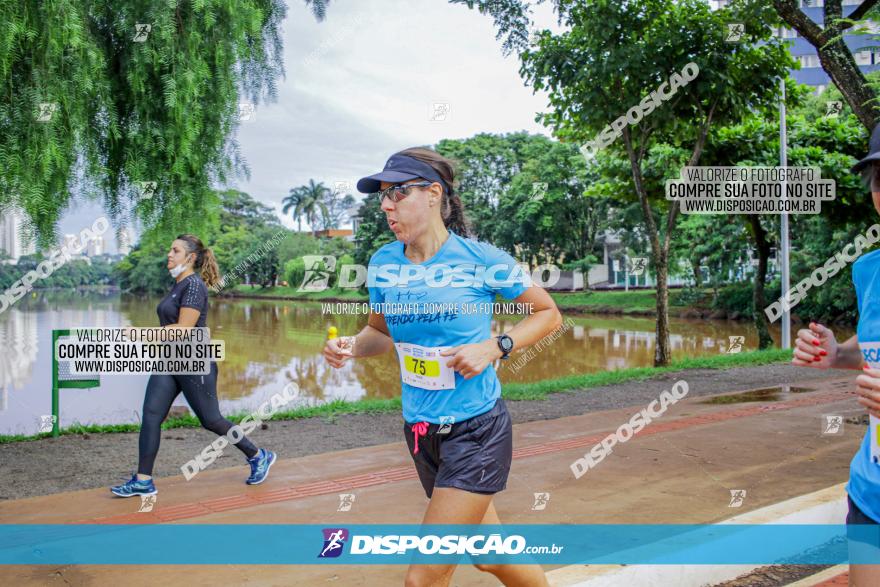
top-left (787, 386), bottom-right (813, 393)
top-left (702, 385), bottom-right (814, 405)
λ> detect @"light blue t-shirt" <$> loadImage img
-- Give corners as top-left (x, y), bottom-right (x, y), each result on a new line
top-left (849, 248), bottom-right (880, 523)
top-left (367, 231), bottom-right (528, 424)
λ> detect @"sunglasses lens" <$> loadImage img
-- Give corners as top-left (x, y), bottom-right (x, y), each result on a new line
top-left (384, 187), bottom-right (406, 202)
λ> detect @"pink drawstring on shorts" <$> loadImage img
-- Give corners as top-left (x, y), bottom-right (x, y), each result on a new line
top-left (411, 421), bottom-right (429, 455)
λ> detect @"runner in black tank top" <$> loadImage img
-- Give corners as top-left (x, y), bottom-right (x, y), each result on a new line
top-left (111, 235), bottom-right (276, 497)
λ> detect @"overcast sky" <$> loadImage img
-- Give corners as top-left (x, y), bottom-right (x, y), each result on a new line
top-left (58, 0), bottom-right (560, 251)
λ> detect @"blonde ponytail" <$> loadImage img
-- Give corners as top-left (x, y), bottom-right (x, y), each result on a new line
top-left (200, 248), bottom-right (220, 289)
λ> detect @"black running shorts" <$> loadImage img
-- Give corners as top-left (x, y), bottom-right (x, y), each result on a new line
top-left (403, 398), bottom-right (513, 498)
top-left (847, 494), bottom-right (880, 558)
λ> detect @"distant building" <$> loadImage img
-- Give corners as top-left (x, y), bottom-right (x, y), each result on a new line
top-left (345, 205), bottom-right (363, 238)
top-left (782, 0), bottom-right (880, 94)
top-left (312, 204), bottom-right (363, 242)
top-left (87, 236), bottom-right (104, 257)
top-left (117, 229), bottom-right (134, 256)
top-left (581, 231), bottom-right (778, 291)
top-left (710, 0), bottom-right (878, 94)
top-left (0, 207), bottom-right (36, 262)
top-left (59, 233), bottom-right (90, 264)
top-left (587, 231), bottom-right (696, 290)
top-left (313, 228), bottom-right (354, 239)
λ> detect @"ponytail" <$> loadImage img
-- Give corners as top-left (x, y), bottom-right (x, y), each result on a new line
top-left (200, 248), bottom-right (221, 289)
top-left (176, 234), bottom-right (221, 289)
top-left (441, 188), bottom-right (470, 238)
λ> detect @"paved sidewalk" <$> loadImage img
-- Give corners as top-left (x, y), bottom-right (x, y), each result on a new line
top-left (0, 376), bottom-right (864, 586)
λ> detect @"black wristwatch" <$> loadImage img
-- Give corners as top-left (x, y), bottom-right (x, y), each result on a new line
top-left (496, 334), bottom-right (514, 360)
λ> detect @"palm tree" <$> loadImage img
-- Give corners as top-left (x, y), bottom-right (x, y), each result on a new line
top-left (281, 188), bottom-right (306, 232)
top-left (283, 180), bottom-right (330, 236)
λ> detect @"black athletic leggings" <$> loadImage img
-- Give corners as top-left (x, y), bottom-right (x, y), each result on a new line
top-left (138, 362), bottom-right (258, 475)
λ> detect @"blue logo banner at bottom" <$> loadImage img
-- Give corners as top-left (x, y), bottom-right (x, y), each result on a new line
top-left (1, 524), bottom-right (878, 565)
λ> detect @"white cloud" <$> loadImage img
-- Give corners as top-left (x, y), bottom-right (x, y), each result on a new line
top-left (232, 0), bottom-right (557, 230)
top-left (61, 0), bottom-right (559, 237)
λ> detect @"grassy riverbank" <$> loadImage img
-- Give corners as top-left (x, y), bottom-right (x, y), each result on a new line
top-left (549, 290), bottom-right (692, 314)
top-left (226, 284), bottom-right (368, 301)
top-left (0, 348), bottom-right (791, 444)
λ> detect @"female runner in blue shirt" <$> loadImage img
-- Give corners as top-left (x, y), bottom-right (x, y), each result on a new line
top-left (323, 148), bottom-right (562, 586)
top-left (792, 125), bottom-right (880, 584)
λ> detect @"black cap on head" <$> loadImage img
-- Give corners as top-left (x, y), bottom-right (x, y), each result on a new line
top-left (852, 123), bottom-right (880, 173)
top-left (357, 153), bottom-right (448, 194)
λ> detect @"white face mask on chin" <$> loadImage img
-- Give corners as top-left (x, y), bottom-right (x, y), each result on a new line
top-left (169, 263), bottom-right (189, 278)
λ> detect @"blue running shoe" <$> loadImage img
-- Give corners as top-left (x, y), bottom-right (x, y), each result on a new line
top-left (246, 448), bottom-right (276, 485)
top-left (111, 474), bottom-right (157, 497)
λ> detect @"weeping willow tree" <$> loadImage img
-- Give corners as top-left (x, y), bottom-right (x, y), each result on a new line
top-left (0, 0), bottom-right (330, 246)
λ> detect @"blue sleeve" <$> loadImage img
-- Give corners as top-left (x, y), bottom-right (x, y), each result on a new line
top-left (368, 254), bottom-right (385, 308)
top-left (853, 265), bottom-right (864, 316)
top-left (481, 243), bottom-right (530, 300)
top-left (368, 283), bottom-right (384, 306)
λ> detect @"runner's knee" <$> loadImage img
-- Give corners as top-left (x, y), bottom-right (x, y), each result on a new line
top-left (141, 403), bottom-right (168, 428)
top-left (473, 562), bottom-right (502, 574)
top-left (403, 572), bottom-right (428, 587)
top-left (199, 417), bottom-right (229, 435)
top-left (404, 566), bottom-right (451, 587)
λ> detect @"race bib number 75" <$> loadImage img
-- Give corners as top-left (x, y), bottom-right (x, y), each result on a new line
top-left (394, 342), bottom-right (456, 391)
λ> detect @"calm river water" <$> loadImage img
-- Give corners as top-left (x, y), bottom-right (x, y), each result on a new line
top-left (0, 290), bottom-right (842, 435)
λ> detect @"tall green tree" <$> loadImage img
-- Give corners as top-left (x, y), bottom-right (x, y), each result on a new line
top-left (217, 189), bottom-right (281, 233)
top-left (0, 0), bottom-right (329, 245)
top-left (701, 108), bottom-right (868, 339)
top-left (495, 140), bottom-right (615, 266)
top-left (353, 192), bottom-right (396, 268)
top-left (213, 189), bottom-right (286, 288)
top-left (116, 189), bottom-right (289, 293)
top-left (436, 132), bottom-right (548, 242)
top-left (518, 0), bottom-right (791, 365)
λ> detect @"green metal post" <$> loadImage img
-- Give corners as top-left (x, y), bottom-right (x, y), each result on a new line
top-left (51, 329), bottom-right (67, 437)
top-left (51, 329), bottom-right (99, 438)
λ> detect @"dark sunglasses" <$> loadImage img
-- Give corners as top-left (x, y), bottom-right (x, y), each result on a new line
top-left (378, 181), bottom-right (435, 203)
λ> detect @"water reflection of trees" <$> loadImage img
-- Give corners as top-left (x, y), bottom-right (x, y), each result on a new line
top-left (121, 297), bottom-right (403, 401)
top-left (491, 312), bottom-right (850, 384)
top-left (0, 308), bottom-right (38, 404)
top-left (0, 290), bottom-right (124, 413)
top-left (10, 293), bottom-right (857, 410)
